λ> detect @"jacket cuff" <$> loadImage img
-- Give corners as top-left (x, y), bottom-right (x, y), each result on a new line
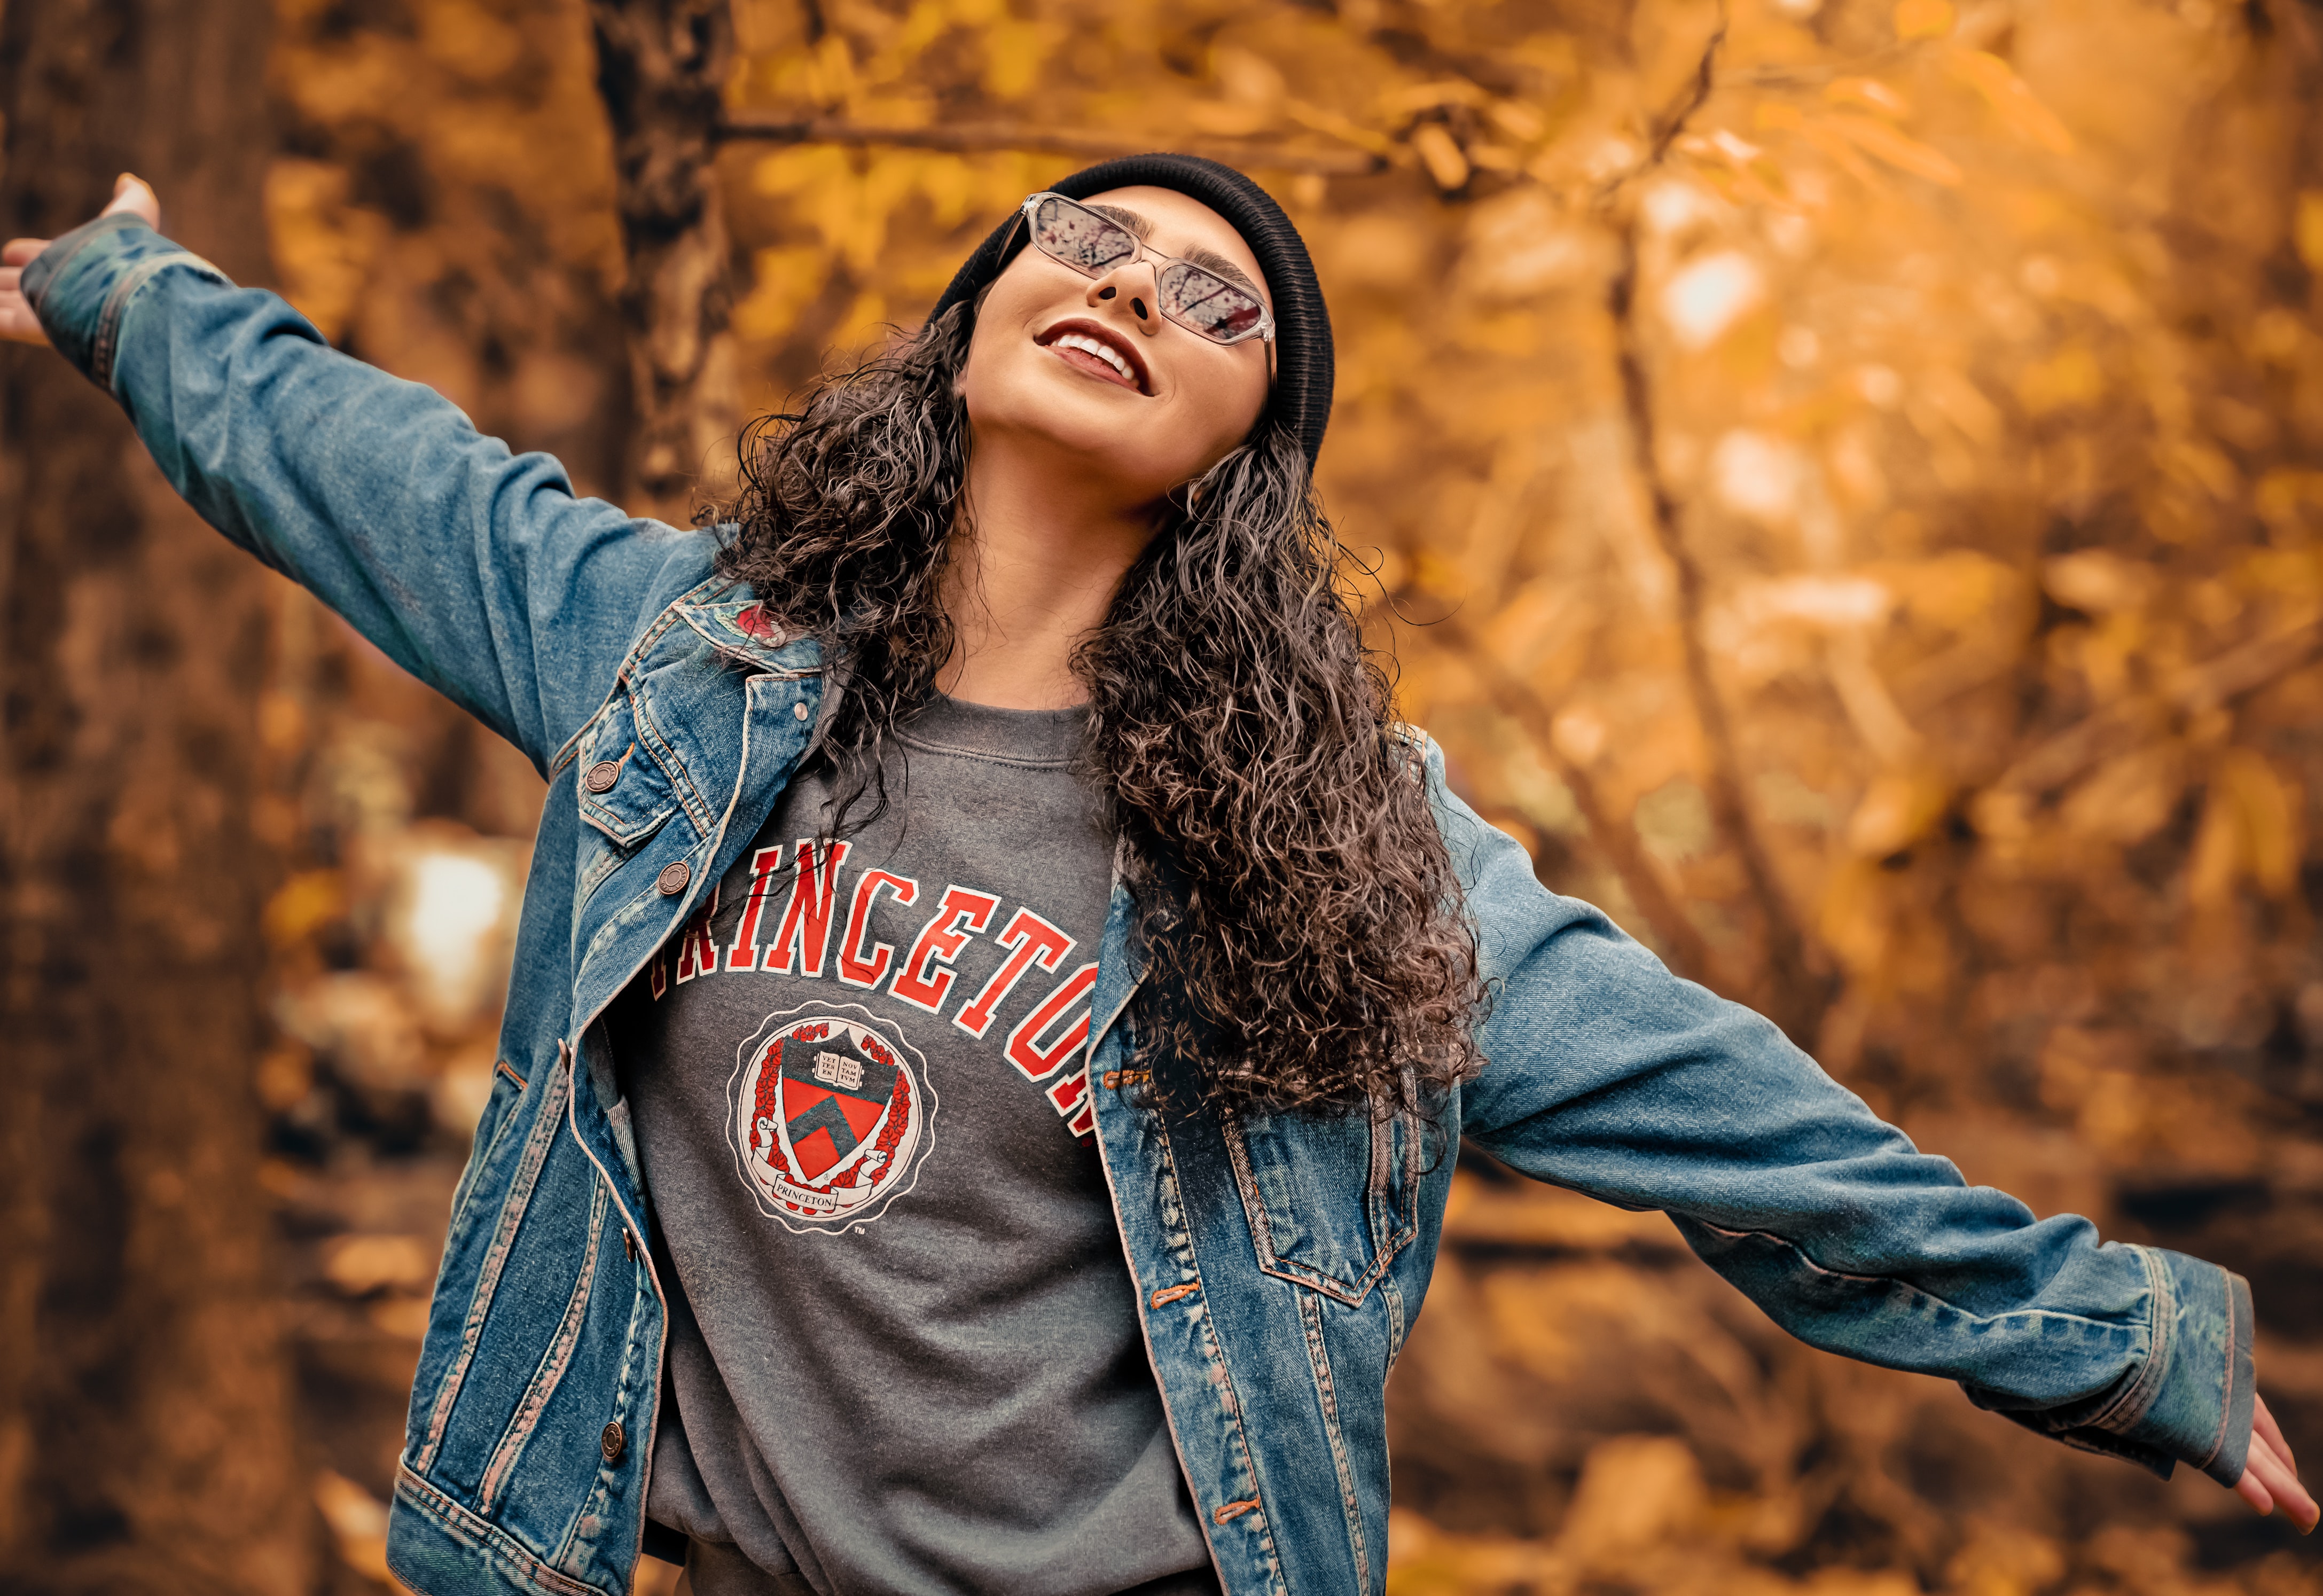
top-left (1969, 1247), bottom-right (2253, 1485)
top-left (21, 211), bottom-right (231, 395)
top-left (2117, 1248), bottom-right (2255, 1487)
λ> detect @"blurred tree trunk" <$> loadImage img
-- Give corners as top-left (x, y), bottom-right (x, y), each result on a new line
top-left (0, 0), bottom-right (311, 1591)
top-left (592, 0), bottom-right (740, 518)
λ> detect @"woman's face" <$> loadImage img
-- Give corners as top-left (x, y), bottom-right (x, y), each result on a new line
top-left (956, 185), bottom-right (1274, 505)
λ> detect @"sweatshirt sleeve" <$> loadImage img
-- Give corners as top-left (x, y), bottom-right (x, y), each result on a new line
top-left (1431, 739), bottom-right (2255, 1487)
top-left (22, 211), bottom-right (711, 771)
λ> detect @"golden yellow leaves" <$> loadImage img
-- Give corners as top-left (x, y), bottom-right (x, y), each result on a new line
top-left (2015, 343), bottom-right (2106, 416)
top-left (1892, 0), bottom-right (1955, 40)
top-left (2297, 191), bottom-right (2323, 275)
top-left (1944, 51), bottom-right (2075, 156)
top-left (263, 160), bottom-right (389, 346)
top-left (2190, 747), bottom-right (2304, 907)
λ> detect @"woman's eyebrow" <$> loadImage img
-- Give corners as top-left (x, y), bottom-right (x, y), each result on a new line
top-left (1184, 246), bottom-right (1262, 299)
top-left (1086, 203), bottom-right (1264, 299)
top-left (1089, 203), bottom-right (1153, 240)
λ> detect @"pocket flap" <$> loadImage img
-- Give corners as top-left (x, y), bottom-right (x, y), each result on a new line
top-left (1223, 1104), bottom-right (1422, 1306)
top-left (573, 692), bottom-right (678, 848)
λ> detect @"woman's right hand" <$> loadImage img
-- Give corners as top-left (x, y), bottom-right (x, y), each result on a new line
top-left (1, 173), bottom-right (161, 347)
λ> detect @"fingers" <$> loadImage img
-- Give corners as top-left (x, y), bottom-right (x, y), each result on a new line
top-left (2257, 1394), bottom-right (2298, 1477)
top-left (99, 172), bottom-right (161, 231)
top-left (2252, 1438), bottom-right (2317, 1533)
top-left (2236, 1445), bottom-right (2274, 1516)
top-left (3, 238), bottom-right (50, 267)
top-left (0, 286), bottom-right (53, 346)
top-left (2240, 1428), bottom-right (2320, 1535)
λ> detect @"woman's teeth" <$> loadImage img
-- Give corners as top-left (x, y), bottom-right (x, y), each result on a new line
top-left (1053, 331), bottom-right (1135, 384)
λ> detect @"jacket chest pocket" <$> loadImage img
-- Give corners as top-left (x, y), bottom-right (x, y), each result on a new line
top-left (1222, 1103), bottom-right (1422, 1306)
top-left (573, 690), bottom-right (681, 850)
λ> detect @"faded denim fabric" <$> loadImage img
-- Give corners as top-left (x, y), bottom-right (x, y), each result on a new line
top-left (28, 216), bottom-right (2257, 1596)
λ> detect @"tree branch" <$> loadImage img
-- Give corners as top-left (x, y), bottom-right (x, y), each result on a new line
top-left (1984, 618), bottom-right (2323, 802)
top-left (1582, 7), bottom-right (1833, 1046)
top-left (593, 0), bottom-right (739, 514)
top-left (1442, 620), bottom-right (1730, 991)
top-left (716, 115), bottom-right (1386, 176)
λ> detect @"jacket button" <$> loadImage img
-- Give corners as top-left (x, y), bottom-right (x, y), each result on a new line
top-left (600, 1420), bottom-right (626, 1464)
top-left (656, 861), bottom-right (691, 896)
top-left (793, 701), bottom-right (809, 721)
top-left (583, 759), bottom-right (621, 794)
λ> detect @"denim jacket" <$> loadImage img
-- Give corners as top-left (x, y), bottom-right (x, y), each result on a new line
top-left (28, 214), bottom-right (2256, 1596)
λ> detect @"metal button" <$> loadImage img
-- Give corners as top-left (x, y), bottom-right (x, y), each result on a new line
top-left (656, 861), bottom-right (691, 896)
top-left (622, 1230), bottom-right (638, 1261)
top-left (793, 701), bottom-right (809, 722)
top-left (583, 759), bottom-right (620, 794)
top-left (600, 1420), bottom-right (625, 1464)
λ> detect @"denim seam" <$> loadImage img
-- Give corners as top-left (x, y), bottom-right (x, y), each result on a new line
top-left (22, 212), bottom-right (146, 313)
top-left (1696, 1221), bottom-right (2152, 1337)
top-left (94, 251), bottom-right (228, 394)
top-left (393, 1464), bottom-right (601, 1596)
top-left (416, 1044), bottom-right (573, 1472)
top-left (557, 1026), bottom-right (674, 1585)
top-left (479, 1173), bottom-right (611, 1512)
top-left (1154, 1118), bottom-right (1288, 1595)
top-left (448, 1071), bottom-right (531, 1246)
top-left (549, 1187), bottom-right (655, 1575)
top-left (1295, 1288), bottom-right (1371, 1594)
top-left (578, 719), bottom-right (676, 848)
top-left (1381, 1271), bottom-right (1408, 1371)
top-left (2085, 1245), bottom-right (2174, 1438)
top-left (2199, 1263), bottom-right (2236, 1472)
top-left (628, 677), bottom-right (716, 839)
top-left (547, 577), bottom-right (721, 777)
top-left (1221, 1114), bottom-right (1403, 1308)
top-left (1115, 1135), bottom-right (1233, 1591)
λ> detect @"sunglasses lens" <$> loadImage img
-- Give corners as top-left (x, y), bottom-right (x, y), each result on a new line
top-left (1030, 197), bottom-right (1138, 275)
top-left (1160, 264), bottom-right (1266, 343)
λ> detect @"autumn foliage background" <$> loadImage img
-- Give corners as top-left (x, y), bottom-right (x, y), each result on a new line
top-left (4, 0), bottom-right (2323, 1590)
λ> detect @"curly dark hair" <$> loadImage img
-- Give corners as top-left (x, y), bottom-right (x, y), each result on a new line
top-left (714, 304), bottom-right (1485, 1116)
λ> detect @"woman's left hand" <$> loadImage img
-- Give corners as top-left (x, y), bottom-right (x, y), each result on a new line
top-left (2234, 1393), bottom-right (2318, 1533)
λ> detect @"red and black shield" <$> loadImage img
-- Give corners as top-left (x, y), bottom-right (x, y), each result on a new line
top-left (771, 1029), bottom-right (901, 1182)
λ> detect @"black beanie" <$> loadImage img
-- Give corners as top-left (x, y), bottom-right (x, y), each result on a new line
top-left (929, 153), bottom-right (1334, 470)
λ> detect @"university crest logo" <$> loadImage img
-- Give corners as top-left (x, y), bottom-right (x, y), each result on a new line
top-left (726, 1003), bottom-right (937, 1232)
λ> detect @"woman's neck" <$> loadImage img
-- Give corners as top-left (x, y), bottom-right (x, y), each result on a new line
top-left (936, 442), bottom-right (1157, 709)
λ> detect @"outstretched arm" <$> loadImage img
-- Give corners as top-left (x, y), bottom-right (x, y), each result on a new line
top-left (3, 176), bottom-right (709, 772)
top-left (1427, 740), bottom-right (2314, 1531)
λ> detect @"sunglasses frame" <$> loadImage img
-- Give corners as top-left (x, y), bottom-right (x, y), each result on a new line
top-left (1013, 191), bottom-right (1277, 348)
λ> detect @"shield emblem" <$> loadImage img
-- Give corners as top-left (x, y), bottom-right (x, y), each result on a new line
top-left (728, 1004), bottom-right (936, 1232)
top-left (772, 1030), bottom-right (900, 1182)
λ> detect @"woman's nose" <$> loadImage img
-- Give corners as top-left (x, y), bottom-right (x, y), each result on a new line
top-left (1086, 263), bottom-right (1162, 336)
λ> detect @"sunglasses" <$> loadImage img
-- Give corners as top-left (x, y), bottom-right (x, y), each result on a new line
top-left (1015, 192), bottom-right (1276, 347)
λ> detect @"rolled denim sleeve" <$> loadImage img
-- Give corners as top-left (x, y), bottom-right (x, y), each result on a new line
top-left (1433, 745), bottom-right (2254, 1487)
top-left (23, 213), bottom-right (703, 771)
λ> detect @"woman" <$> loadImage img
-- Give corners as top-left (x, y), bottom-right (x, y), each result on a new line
top-left (4, 157), bottom-right (2311, 1596)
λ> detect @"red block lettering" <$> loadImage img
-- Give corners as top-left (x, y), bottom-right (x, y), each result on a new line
top-left (763, 840), bottom-right (850, 976)
top-left (1005, 962), bottom-right (1099, 1082)
top-left (723, 844), bottom-right (788, 972)
top-left (837, 870), bottom-right (918, 989)
top-left (672, 883), bottom-right (722, 985)
top-left (953, 909), bottom-right (1074, 1039)
top-left (1046, 1067), bottom-right (1096, 1140)
top-left (890, 885), bottom-right (1000, 1014)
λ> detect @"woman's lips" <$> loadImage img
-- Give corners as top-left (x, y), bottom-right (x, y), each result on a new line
top-left (1052, 342), bottom-right (1139, 390)
top-left (1036, 318), bottom-right (1151, 394)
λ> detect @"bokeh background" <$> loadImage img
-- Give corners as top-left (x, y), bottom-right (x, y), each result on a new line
top-left (5, 0), bottom-right (2323, 1591)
